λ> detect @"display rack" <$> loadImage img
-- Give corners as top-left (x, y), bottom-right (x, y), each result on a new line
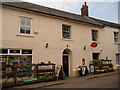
top-left (36, 63), bottom-right (56, 82)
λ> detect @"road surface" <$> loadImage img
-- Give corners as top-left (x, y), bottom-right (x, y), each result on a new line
top-left (43, 73), bottom-right (119, 88)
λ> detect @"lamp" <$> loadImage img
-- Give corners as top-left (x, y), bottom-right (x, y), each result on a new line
top-left (100, 48), bottom-right (102, 52)
top-left (84, 46), bottom-right (86, 50)
top-left (46, 43), bottom-right (48, 48)
top-left (34, 30), bottom-right (38, 34)
top-left (67, 45), bottom-right (69, 47)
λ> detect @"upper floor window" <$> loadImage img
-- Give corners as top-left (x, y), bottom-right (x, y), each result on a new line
top-left (114, 32), bottom-right (119, 42)
top-left (92, 30), bottom-right (98, 41)
top-left (20, 17), bottom-right (32, 34)
top-left (62, 24), bottom-right (71, 39)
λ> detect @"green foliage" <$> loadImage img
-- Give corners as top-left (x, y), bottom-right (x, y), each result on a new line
top-left (93, 60), bottom-right (101, 66)
top-left (18, 63), bottom-right (36, 67)
top-left (38, 74), bottom-right (55, 80)
top-left (7, 58), bottom-right (13, 63)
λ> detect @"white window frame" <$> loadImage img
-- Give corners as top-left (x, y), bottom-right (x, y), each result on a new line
top-left (114, 32), bottom-right (119, 43)
top-left (19, 16), bottom-right (32, 35)
top-left (62, 24), bottom-right (71, 39)
top-left (0, 48), bottom-right (33, 68)
top-left (0, 49), bottom-right (32, 56)
top-left (92, 30), bottom-right (98, 41)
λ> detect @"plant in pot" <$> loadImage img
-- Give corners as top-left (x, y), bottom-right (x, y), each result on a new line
top-left (76, 65), bottom-right (82, 75)
top-left (48, 61), bottom-right (51, 64)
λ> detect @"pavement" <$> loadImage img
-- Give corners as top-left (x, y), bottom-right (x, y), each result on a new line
top-left (3, 70), bottom-right (119, 90)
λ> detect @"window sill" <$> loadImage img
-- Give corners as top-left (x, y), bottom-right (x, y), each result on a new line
top-left (62, 38), bottom-right (73, 41)
top-left (92, 41), bottom-right (100, 44)
top-left (16, 34), bottom-right (34, 38)
top-left (114, 42), bottom-right (120, 45)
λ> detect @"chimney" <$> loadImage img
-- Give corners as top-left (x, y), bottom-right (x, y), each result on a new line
top-left (81, 2), bottom-right (89, 16)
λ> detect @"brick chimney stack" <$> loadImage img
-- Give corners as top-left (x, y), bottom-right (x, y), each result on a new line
top-left (81, 2), bottom-right (89, 16)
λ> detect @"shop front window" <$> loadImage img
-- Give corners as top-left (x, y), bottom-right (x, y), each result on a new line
top-left (0, 48), bottom-right (32, 73)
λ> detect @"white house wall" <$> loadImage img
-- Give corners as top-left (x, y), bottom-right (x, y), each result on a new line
top-left (2, 6), bottom-right (119, 77)
top-left (0, 6), bottom-right (2, 47)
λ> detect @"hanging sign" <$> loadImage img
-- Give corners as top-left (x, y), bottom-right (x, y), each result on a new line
top-left (91, 42), bottom-right (97, 47)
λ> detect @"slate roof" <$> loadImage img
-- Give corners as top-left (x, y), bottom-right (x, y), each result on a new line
top-left (1, 2), bottom-right (120, 28)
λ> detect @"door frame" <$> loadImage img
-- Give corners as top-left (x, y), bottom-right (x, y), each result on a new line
top-left (92, 53), bottom-right (100, 60)
top-left (62, 49), bottom-right (71, 77)
top-left (63, 54), bottom-right (69, 76)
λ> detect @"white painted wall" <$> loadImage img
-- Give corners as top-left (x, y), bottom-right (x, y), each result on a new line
top-left (2, 6), bottom-right (119, 77)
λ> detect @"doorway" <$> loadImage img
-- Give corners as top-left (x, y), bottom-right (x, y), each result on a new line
top-left (62, 49), bottom-right (70, 76)
top-left (92, 53), bottom-right (100, 60)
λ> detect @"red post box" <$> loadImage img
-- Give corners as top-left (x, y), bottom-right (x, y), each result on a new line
top-left (82, 58), bottom-right (85, 65)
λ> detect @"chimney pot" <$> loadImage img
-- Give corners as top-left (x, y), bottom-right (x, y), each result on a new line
top-left (84, 2), bottom-right (86, 6)
top-left (81, 2), bottom-right (89, 16)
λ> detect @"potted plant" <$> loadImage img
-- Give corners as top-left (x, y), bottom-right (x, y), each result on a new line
top-left (76, 65), bottom-right (82, 75)
top-left (48, 61), bottom-right (51, 64)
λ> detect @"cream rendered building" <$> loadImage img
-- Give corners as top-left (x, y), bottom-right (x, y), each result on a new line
top-left (0, 2), bottom-right (120, 77)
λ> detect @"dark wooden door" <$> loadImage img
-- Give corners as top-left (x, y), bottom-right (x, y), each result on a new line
top-left (63, 55), bottom-right (69, 76)
top-left (92, 53), bottom-right (99, 60)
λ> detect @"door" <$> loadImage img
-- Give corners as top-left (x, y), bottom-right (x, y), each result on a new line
top-left (63, 55), bottom-right (69, 76)
top-left (92, 53), bottom-right (100, 60)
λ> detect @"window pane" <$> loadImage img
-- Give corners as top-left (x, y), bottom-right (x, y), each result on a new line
top-left (115, 38), bottom-right (118, 42)
top-left (20, 27), bottom-right (25, 33)
top-left (26, 30), bottom-right (30, 34)
top-left (26, 18), bottom-right (31, 26)
top-left (0, 49), bottom-right (8, 54)
top-left (63, 32), bottom-right (69, 38)
top-left (26, 27), bottom-right (30, 34)
top-left (21, 17), bottom-right (25, 25)
top-left (22, 50), bottom-right (32, 54)
top-left (92, 36), bottom-right (96, 41)
top-left (92, 30), bottom-right (98, 41)
top-left (62, 25), bottom-right (65, 30)
top-left (116, 54), bottom-right (120, 66)
top-left (10, 50), bottom-right (20, 53)
top-left (114, 32), bottom-right (119, 42)
top-left (63, 50), bottom-right (68, 54)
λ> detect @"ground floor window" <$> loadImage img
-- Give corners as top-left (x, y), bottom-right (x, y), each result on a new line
top-left (0, 48), bottom-right (32, 73)
top-left (116, 54), bottom-right (120, 67)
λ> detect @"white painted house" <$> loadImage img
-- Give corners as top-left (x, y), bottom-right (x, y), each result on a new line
top-left (0, 2), bottom-right (120, 77)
